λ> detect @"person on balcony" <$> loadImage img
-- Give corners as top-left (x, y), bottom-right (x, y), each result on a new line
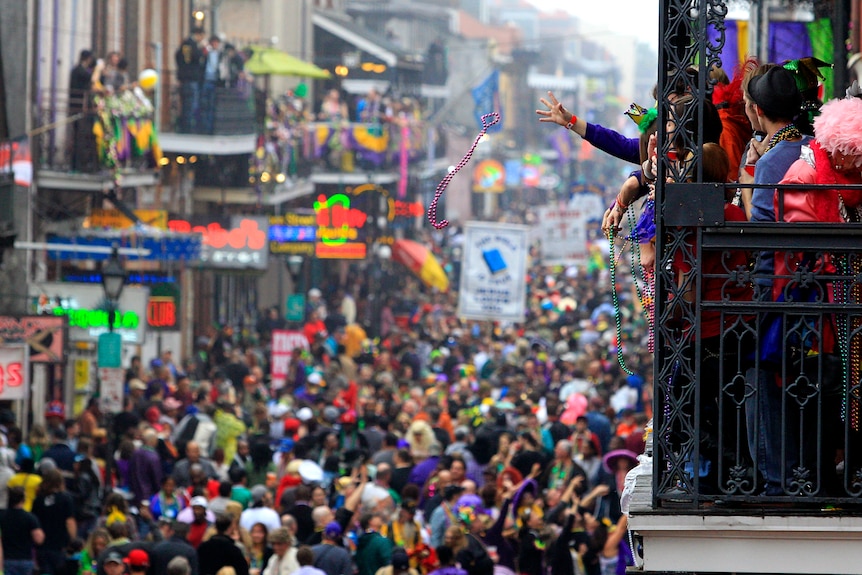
top-left (772, 95), bottom-right (862, 495)
top-left (357, 88), bottom-right (383, 123)
top-left (318, 89), bottom-right (348, 123)
top-left (201, 36), bottom-right (222, 134)
top-left (69, 49), bottom-right (97, 171)
top-left (741, 65), bottom-right (810, 496)
top-left (219, 43), bottom-right (246, 89)
top-left (175, 27), bottom-right (206, 133)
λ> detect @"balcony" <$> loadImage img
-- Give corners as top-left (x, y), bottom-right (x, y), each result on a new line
top-left (159, 84), bottom-right (257, 155)
top-left (628, 181), bottom-right (862, 575)
top-left (307, 118), bottom-right (428, 184)
top-left (34, 89), bottom-right (161, 192)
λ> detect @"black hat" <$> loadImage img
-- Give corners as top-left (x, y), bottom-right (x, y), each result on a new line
top-left (392, 550), bottom-right (410, 572)
top-left (748, 67), bottom-right (802, 120)
top-left (444, 485), bottom-right (465, 500)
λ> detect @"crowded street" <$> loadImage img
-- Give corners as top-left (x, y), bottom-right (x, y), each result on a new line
top-left (4, 0), bottom-right (862, 574)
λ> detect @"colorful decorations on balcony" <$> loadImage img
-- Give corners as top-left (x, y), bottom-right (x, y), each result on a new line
top-left (92, 87), bottom-right (163, 174)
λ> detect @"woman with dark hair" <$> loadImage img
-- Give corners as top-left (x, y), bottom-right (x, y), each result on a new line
top-left (150, 475), bottom-right (186, 521)
top-left (32, 468), bottom-right (77, 575)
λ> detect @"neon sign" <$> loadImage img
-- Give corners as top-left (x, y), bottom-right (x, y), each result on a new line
top-left (393, 200), bottom-right (423, 218)
top-left (473, 160), bottom-right (505, 193)
top-left (51, 307), bottom-right (140, 330)
top-left (313, 194), bottom-right (367, 245)
top-left (147, 297), bottom-right (177, 329)
top-left (168, 216), bottom-right (269, 269)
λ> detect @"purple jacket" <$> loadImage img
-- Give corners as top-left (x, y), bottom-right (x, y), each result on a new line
top-left (128, 447), bottom-right (162, 506)
top-left (584, 123), bottom-right (640, 165)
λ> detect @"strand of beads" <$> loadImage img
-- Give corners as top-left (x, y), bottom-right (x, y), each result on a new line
top-left (608, 216), bottom-right (634, 376)
top-left (427, 112), bottom-right (500, 229)
top-left (627, 204), bottom-right (656, 354)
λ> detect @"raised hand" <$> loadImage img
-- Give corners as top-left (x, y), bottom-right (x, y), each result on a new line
top-left (536, 91), bottom-right (572, 127)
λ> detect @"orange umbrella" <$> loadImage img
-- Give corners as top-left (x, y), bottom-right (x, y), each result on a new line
top-left (391, 239), bottom-right (449, 292)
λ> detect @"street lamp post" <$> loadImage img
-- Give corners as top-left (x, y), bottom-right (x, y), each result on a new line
top-left (101, 247), bottom-right (126, 332)
top-left (371, 243), bottom-right (391, 338)
top-left (286, 254), bottom-right (305, 325)
top-left (99, 246), bottom-right (125, 491)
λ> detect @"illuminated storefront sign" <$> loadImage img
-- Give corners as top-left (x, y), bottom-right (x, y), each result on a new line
top-left (473, 159), bottom-right (505, 193)
top-left (147, 283), bottom-right (180, 331)
top-left (0, 346), bottom-right (28, 400)
top-left (168, 216), bottom-right (269, 270)
top-left (30, 283), bottom-right (149, 343)
top-left (313, 194), bottom-right (367, 259)
top-left (51, 307), bottom-right (140, 330)
top-left (86, 209), bottom-right (168, 230)
top-left (393, 200), bottom-right (423, 218)
top-left (0, 316), bottom-right (66, 364)
top-left (269, 213), bottom-right (316, 255)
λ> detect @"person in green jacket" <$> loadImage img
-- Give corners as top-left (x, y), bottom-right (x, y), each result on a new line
top-left (355, 512), bottom-right (393, 575)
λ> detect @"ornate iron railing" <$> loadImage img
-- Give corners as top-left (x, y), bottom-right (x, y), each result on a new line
top-left (652, 0), bottom-right (862, 509)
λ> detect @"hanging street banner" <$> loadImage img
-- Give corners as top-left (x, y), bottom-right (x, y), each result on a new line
top-left (535, 206), bottom-right (590, 266)
top-left (458, 222), bottom-right (529, 323)
top-left (270, 330), bottom-right (310, 389)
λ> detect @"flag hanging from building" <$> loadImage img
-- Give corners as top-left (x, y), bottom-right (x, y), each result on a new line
top-left (471, 70), bottom-right (503, 133)
top-left (0, 136), bottom-right (32, 187)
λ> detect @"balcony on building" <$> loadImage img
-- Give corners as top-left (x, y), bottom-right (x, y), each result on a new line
top-left (159, 82), bottom-right (258, 156)
top-left (33, 90), bottom-right (160, 192)
top-left (628, 180), bottom-right (862, 575)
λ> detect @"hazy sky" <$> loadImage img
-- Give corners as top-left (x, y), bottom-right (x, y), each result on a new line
top-left (527, 0), bottom-right (660, 48)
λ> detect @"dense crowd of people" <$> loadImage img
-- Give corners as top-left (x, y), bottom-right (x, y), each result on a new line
top-left (0, 213), bottom-right (652, 575)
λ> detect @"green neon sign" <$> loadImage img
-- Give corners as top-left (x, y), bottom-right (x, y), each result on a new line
top-left (51, 307), bottom-right (140, 330)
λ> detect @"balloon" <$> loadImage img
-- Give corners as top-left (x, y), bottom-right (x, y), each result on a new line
top-left (138, 69), bottom-right (158, 91)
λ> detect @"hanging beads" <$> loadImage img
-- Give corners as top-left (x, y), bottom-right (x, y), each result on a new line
top-left (427, 112), bottom-right (501, 229)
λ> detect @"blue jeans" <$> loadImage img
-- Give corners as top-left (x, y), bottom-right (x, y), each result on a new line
top-left (200, 80), bottom-right (217, 134)
top-left (745, 293), bottom-right (800, 494)
top-left (179, 82), bottom-right (201, 133)
top-left (5, 559), bottom-right (35, 575)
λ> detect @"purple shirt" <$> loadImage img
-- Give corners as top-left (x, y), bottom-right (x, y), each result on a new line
top-left (128, 447), bottom-right (162, 505)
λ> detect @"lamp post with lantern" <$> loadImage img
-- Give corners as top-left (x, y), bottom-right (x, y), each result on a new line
top-left (101, 246), bottom-right (126, 332)
top-left (99, 245), bottom-right (125, 491)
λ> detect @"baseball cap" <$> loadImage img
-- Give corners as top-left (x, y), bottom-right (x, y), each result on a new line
top-left (324, 521), bottom-right (343, 539)
top-left (45, 401), bottom-right (65, 419)
top-left (104, 551), bottom-right (124, 565)
top-left (129, 379), bottom-right (147, 391)
top-left (190, 496), bottom-right (208, 508)
top-left (125, 549), bottom-right (149, 568)
top-left (392, 550), bottom-right (410, 571)
top-left (251, 484), bottom-right (269, 504)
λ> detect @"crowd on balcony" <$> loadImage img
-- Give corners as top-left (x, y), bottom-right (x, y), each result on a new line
top-left (67, 49), bottom-right (161, 174)
top-left (540, 56), bottom-right (862, 499)
top-left (258, 86), bottom-right (427, 179)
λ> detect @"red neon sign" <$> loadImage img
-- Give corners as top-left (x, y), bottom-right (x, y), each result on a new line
top-left (147, 297), bottom-right (177, 329)
top-left (313, 194), bottom-right (367, 245)
top-left (168, 218), bottom-right (267, 249)
top-left (0, 362), bottom-right (23, 396)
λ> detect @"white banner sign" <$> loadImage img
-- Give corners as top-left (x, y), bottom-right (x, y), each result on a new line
top-left (98, 367), bottom-right (125, 414)
top-left (0, 346), bottom-right (28, 400)
top-left (458, 222), bottom-right (529, 322)
top-left (536, 206), bottom-right (589, 266)
top-left (270, 330), bottom-right (310, 389)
